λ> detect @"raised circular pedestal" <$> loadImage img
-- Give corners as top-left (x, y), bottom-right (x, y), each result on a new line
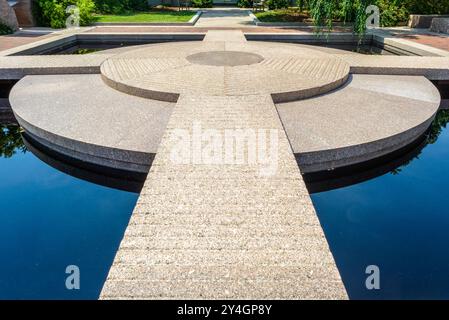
top-left (100, 41), bottom-right (351, 103)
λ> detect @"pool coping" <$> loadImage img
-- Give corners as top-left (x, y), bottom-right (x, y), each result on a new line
top-left (2, 27), bottom-right (448, 58)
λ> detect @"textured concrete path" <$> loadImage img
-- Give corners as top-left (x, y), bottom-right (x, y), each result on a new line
top-left (100, 30), bottom-right (347, 299)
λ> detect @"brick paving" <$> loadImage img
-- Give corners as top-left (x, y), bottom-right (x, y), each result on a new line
top-left (396, 33), bottom-right (449, 52)
top-left (0, 31), bottom-right (54, 52)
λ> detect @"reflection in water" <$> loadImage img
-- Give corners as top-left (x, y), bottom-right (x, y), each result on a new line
top-left (391, 110), bottom-right (449, 175)
top-left (0, 125), bottom-right (26, 158)
top-left (310, 110), bottom-right (449, 299)
top-left (0, 122), bottom-right (139, 299)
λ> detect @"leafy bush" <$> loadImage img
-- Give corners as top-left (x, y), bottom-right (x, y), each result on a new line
top-left (0, 22), bottom-right (13, 35)
top-left (192, 0), bottom-right (213, 8)
top-left (266, 0), bottom-right (289, 10)
top-left (376, 0), bottom-right (409, 27)
top-left (35, 0), bottom-right (96, 28)
top-left (405, 0), bottom-right (449, 15)
top-left (255, 9), bottom-right (308, 22)
top-left (237, 0), bottom-right (253, 8)
top-left (306, 0), bottom-right (449, 33)
top-left (93, 0), bottom-right (148, 14)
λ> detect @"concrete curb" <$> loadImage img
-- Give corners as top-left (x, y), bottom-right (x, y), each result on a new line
top-left (1, 32), bottom-right (205, 56)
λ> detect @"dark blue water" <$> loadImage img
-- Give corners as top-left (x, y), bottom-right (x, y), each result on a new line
top-left (3, 108), bottom-right (449, 300)
top-left (0, 125), bottom-right (138, 299)
top-left (311, 110), bottom-right (449, 299)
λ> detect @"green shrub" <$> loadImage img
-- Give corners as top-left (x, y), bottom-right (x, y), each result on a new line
top-left (306, 0), bottom-right (449, 35)
top-left (93, 0), bottom-right (124, 13)
top-left (93, 0), bottom-right (148, 14)
top-left (0, 22), bottom-right (14, 35)
top-left (266, 0), bottom-right (289, 10)
top-left (376, 0), bottom-right (409, 27)
top-left (192, 0), bottom-right (213, 8)
top-left (35, 0), bottom-right (96, 28)
top-left (237, 0), bottom-right (253, 8)
top-left (255, 9), bottom-right (309, 22)
top-left (405, 0), bottom-right (449, 15)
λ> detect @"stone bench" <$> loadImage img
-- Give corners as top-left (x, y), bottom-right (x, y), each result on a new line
top-left (408, 14), bottom-right (449, 29)
top-left (430, 18), bottom-right (449, 34)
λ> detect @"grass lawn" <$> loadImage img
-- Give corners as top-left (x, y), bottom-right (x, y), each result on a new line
top-left (254, 9), bottom-right (309, 23)
top-left (94, 11), bottom-right (197, 23)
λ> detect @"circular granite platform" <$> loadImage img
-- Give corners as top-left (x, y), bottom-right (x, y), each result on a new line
top-left (100, 41), bottom-right (351, 103)
top-left (9, 42), bottom-right (441, 175)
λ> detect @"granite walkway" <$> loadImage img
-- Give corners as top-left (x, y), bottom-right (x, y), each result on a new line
top-left (100, 30), bottom-right (347, 299)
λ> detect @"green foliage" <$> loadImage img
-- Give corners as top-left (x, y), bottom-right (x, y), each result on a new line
top-left (192, 0), bottom-right (213, 8)
top-left (93, 0), bottom-right (148, 14)
top-left (35, 0), bottom-right (96, 28)
top-left (0, 125), bottom-right (26, 159)
top-left (95, 11), bottom-right (195, 23)
top-left (306, 0), bottom-right (449, 35)
top-left (266, 0), bottom-right (289, 10)
top-left (308, 0), bottom-right (339, 31)
top-left (255, 9), bottom-right (309, 22)
top-left (427, 110), bottom-right (449, 145)
top-left (0, 22), bottom-right (14, 35)
top-left (391, 110), bottom-right (449, 175)
top-left (237, 0), bottom-right (253, 8)
top-left (406, 0), bottom-right (449, 15)
top-left (376, 0), bottom-right (408, 27)
top-left (297, 0), bottom-right (307, 12)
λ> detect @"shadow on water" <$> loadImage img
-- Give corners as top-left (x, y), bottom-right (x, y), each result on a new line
top-left (22, 133), bottom-right (146, 193)
top-left (307, 110), bottom-right (449, 299)
top-left (304, 110), bottom-right (449, 194)
top-left (0, 120), bottom-right (141, 299)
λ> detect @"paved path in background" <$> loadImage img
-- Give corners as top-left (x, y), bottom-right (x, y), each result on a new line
top-left (397, 33), bottom-right (449, 52)
top-left (195, 8), bottom-right (254, 28)
top-left (0, 31), bottom-right (53, 52)
top-left (100, 30), bottom-right (347, 299)
top-left (380, 28), bottom-right (449, 53)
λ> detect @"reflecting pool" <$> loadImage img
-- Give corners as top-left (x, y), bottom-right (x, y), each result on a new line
top-left (310, 110), bottom-right (449, 299)
top-left (0, 123), bottom-right (139, 299)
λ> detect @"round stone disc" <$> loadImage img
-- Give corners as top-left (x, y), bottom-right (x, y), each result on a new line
top-left (100, 41), bottom-right (350, 102)
top-left (186, 51), bottom-right (264, 67)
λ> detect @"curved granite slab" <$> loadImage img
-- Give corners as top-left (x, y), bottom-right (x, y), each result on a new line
top-left (100, 41), bottom-right (350, 103)
top-left (9, 74), bottom-right (174, 173)
top-left (276, 74), bottom-right (441, 173)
